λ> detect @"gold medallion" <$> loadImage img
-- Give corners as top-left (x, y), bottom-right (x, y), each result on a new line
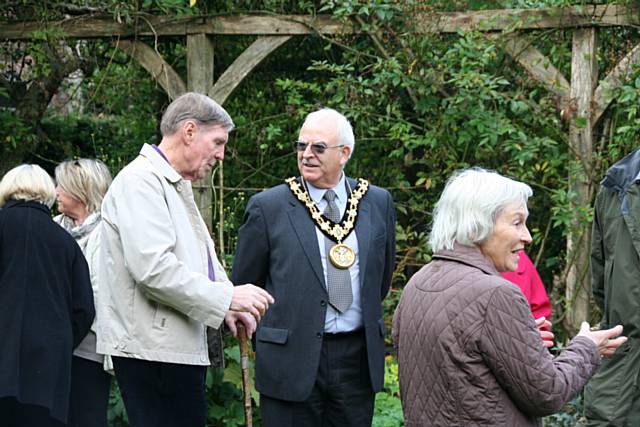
top-left (286, 176), bottom-right (369, 271)
top-left (329, 243), bottom-right (355, 269)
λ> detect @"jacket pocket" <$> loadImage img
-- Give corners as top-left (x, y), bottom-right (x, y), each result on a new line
top-left (152, 303), bottom-right (170, 330)
top-left (257, 326), bottom-right (289, 344)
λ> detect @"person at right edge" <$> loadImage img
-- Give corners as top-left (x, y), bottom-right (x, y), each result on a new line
top-left (585, 148), bottom-right (640, 426)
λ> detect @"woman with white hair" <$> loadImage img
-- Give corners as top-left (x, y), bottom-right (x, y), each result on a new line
top-left (0, 164), bottom-right (94, 426)
top-left (54, 158), bottom-right (112, 427)
top-left (392, 167), bottom-right (626, 427)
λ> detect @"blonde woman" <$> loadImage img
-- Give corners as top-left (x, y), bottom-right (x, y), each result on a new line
top-left (54, 159), bottom-right (112, 427)
top-left (0, 164), bottom-right (94, 426)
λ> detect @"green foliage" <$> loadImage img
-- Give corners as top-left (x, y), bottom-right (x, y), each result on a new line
top-left (4, 0), bottom-right (640, 424)
top-left (373, 357), bottom-right (404, 426)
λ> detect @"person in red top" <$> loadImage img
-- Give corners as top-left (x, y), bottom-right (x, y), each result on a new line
top-left (501, 251), bottom-right (551, 320)
top-left (502, 251), bottom-right (553, 344)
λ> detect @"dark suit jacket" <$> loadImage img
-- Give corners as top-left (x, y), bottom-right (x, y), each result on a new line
top-left (231, 177), bottom-right (396, 401)
top-left (0, 200), bottom-right (95, 422)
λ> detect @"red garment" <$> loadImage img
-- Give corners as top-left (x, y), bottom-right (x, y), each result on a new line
top-left (501, 252), bottom-right (551, 321)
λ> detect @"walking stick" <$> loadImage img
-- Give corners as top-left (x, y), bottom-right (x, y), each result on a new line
top-left (238, 324), bottom-right (253, 427)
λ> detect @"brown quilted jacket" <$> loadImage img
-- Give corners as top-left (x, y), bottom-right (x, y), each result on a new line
top-left (392, 244), bottom-right (600, 426)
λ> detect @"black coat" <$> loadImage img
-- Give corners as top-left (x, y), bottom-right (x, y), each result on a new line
top-left (231, 178), bottom-right (396, 401)
top-left (0, 200), bottom-right (95, 423)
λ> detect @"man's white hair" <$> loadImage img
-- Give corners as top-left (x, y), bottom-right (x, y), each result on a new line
top-left (428, 167), bottom-right (533, 252)
top-left (303, 108), bottom-right (355, 154)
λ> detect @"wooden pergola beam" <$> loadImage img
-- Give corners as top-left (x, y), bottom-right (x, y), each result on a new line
top-left (418, 4), bottom-right (637, 33)
top-left (501, 34), bottom-right (570, 103)
top-left (115, 39), bottom-right (186, 100)
top-left (0, 5), bottom-right (638, 40)
top-left (210, 35), bottom-right (292, 105)
top-left (0, 15), bottom-right (352, 39)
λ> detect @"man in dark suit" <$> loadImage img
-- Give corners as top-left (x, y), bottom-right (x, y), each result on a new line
top-left (231, 108), bottom-right (396, 427)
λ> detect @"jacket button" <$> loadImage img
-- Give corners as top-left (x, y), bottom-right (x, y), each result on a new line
top-left (176, 183), bottom-right (182, 192)
top-left (320, 300), bottom-right (326, 307)
top-left (316, 332), bottom-right (322, 339)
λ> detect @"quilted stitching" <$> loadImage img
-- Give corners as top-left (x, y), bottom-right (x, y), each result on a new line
top-left (392, 244), bottom-right (600, 427)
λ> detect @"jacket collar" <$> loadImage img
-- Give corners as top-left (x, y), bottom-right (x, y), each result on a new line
top-left (602, 147), bottom-right (640, 194)
top-left (3, 199), bottom-right (51, 215)
top-left (139, 143), bottom-right (182, 184)
top-left (432, 242), bottom-right (501, 277)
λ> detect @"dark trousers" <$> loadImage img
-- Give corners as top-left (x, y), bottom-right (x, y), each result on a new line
top-left (68, 356), bottom-right (112, 427)
top-left (261, 329), bottom-right (375, 427)
top-left (0, 397), bottom-right (65, 427)
top-left (112, 357), bottom-right (207, 427)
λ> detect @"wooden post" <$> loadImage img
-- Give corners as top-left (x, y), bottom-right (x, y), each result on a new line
top-left (565, 28), bottom-right (598, 333)
top-left (186, 33), bottom-right (216, 230)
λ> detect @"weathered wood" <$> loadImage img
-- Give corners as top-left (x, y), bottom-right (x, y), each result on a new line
top-left (186, 34), bottom-right (216, 229)
top-left (501, 34), bottom-right (570, 103)
top-left (565, 28), bottom-right (598, 334)
top-left (211, 35), bottom-right (291, 105)
top-left (187, 34), bottom-right (214, 93)
top-left (592, 41), bottom-right (640, 125)
top-left (418, 4), bottom-right (636, 33)
top-left (116, 39), bottom-right (186, 100)
top-left (0, 15), bottom-right (352, 39)
top-left (0, 5), bottom-right (638, 40)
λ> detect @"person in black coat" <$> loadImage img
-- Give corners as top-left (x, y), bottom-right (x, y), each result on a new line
top-left (0, 164), bottom-right (95, 427)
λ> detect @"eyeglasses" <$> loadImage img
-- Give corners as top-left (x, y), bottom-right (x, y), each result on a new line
top-left (293, 141), bottom-right (345, 155)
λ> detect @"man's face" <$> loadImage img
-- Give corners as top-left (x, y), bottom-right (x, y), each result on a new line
top-left (297, 118), bottom-right (350, 189)
top-left (184, 123), bottom-right (228, 181)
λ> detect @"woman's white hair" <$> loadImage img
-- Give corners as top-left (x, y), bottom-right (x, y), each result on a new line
top-left (55, 158), bottom-right (112, 214)
top-left (0, 164), bottom-right (56, 208)
top-left (428, 167), bottom-right (533, 252)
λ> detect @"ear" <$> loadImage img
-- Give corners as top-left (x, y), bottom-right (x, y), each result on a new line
top-left (182, 120), bottom-right (197, 145)
top-left (340, 145), bottom-right (352, 165)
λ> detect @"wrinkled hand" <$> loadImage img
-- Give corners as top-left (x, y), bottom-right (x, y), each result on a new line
top-left (577, 322), bottom-right (626, 357)
top-left (535, 317), bottom-right (554, 348)
top-left (230, 284), bottom-right (274, 322)
top-left (225, 311), bottom-right (257, 339)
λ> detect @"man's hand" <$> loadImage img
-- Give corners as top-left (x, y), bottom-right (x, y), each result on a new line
top-left (230, 284), bottom-right (274, 321)
top-left (225, 311), bottom-right (257, 338)
top-left (535, 317), bottom-right (554, 348)
top-left (578, 322), bottom-right (626, 357)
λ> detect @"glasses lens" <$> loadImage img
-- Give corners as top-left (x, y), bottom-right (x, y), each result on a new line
top-left (294, 141), bottom-right (308, 152)
top-left (311, 143), bottom-right (327, 154)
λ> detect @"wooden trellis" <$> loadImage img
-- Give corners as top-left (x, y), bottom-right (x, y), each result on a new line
top-left (3, 4), bottom-right (640, 331)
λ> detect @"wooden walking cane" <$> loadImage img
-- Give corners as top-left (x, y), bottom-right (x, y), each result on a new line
top-left (238, 324), bottom-right (253, 427)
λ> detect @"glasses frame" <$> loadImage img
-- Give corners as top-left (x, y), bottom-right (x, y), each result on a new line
top-left (293, 140), bottom-right (346, 155)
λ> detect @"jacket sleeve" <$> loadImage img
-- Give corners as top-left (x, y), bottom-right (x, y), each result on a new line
top-left (381, 190), bottom-right (397, 300)
top-left (71, 244), bottom-right (95, 348)
top-left (104, 170), bottom-right (232, 329)
top-left (231, 196), bottom-right (270, 288)
top-left (591, 190), bottom-right (606, 311)
top-left (478, 283), bottom-right (599, 417)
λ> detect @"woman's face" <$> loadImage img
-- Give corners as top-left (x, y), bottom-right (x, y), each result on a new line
top-left (55, 185), bottom-right (85, 217)
top-left (478, 201), bottom-right (532, 272)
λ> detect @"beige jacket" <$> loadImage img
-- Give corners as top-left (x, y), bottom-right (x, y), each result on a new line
top-left (96, 144), bottom-right (233, 365)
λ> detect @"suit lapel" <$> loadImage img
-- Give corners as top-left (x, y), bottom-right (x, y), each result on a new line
top-left (287, 198), bottom-right (326, 288)
top-left (356, 198), bottom-right (371, 289)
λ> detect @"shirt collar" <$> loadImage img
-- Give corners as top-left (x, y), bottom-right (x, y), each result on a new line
top-left (305, 173), bottom-right (347, 204)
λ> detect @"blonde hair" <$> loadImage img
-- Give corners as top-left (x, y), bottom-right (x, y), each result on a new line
top-left (0, 164), bottom-right (56, 208)
top-left (55, 159), bottom-right (112, 214)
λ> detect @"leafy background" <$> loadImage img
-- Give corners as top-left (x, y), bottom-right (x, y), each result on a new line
top-left (3, 0), bottom-right (640, 425)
